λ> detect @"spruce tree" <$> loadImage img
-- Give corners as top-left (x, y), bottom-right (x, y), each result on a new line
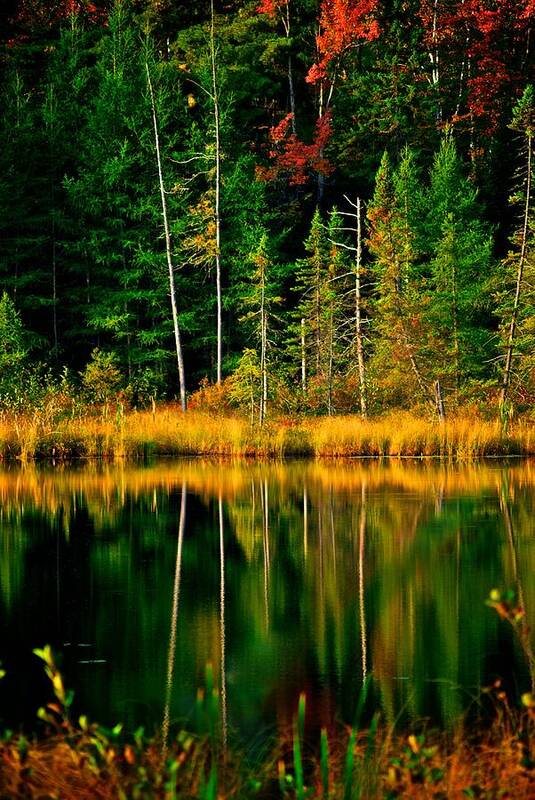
top-left (424, 135), bottom-right (495, 398)
top-left (367, 150), bottom-right (431, 408)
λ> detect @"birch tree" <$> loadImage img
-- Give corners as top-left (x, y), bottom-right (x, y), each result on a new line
top-left (329, 196), bottom-right (368, 417)
top-left (241, 231), bottom-right (280, 424)
top-left (146, 62), bottom-right (187, 411)
top-left (499, 87), bottom-right (534, 410)
top-left (210, 0), bottom-right (223, 385)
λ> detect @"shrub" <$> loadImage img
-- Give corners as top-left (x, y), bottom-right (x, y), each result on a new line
top-left (80, 348), bottom-right (123, 404)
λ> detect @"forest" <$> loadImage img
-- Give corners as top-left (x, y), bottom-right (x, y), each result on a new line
top-left (0, 0), bottom-right (533, 423)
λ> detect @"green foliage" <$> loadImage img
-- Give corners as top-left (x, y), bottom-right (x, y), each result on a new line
top-left (0, 292), bottom-right (28, 374)
top-left (81, 348), bottom-right (123, 404)
top-left (0, 293), bottom-right (29, 403)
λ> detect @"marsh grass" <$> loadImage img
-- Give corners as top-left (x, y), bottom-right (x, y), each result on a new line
top-left (0, 406), bottom-right (533, 461)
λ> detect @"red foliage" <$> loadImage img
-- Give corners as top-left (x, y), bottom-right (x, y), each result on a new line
top-left (256, 0), bottom-right (288, 17)
top-left (419, 0), bottom-right (532, 133)
top-left (307, 0), bottom-right (380, 83)
top-left (12, 0), bottom-right (106, 39)
top-left (262, 112), bottom-right (334, 186)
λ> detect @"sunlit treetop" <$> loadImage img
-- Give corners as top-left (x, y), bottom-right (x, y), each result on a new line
top-left (256, 0), bottom-right (289, 17)
top-left (307, 0), bottom-right (380, 83)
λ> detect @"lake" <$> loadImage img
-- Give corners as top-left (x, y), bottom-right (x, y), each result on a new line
top-left (0, 459), bottom-right (533, 743)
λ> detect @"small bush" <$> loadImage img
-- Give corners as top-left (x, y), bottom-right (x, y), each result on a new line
top-left (80, 348), bottom-right (123, 405)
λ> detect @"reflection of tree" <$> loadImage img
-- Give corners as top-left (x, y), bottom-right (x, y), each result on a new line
top-left (1, 461), bottom-right (534, 736)
top-left (162, 481), bottom-right (186, 754)
top-left (219, 493), bottom-right (227, 749)
top-left (358, 482), bottom-right (367, 680)
top-left (500, 477), bottom-right (535, 693)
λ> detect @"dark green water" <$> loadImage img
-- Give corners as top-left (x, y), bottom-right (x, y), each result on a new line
top-left (0, 460), bottom-right (533, 741)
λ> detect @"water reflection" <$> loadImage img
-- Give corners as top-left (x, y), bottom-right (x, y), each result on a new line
top-left (0, 460), bottom-right (533, 738)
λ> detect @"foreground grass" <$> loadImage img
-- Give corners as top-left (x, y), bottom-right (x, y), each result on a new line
top-left (1, 688), bottom-right (534, 799)
top-left (0, 406), bottom-right (534, 460)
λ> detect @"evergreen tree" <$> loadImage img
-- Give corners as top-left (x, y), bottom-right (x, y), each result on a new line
top-left (498, 86), bottom-right (535, 408)
top-left (367, 150), bottom-right (431, 408)
top-left (424, 135), bottom-right (495, 397)
top-left (0, 292), bottom-right (29, 403)
top-left (291, 208), bottom-right (347, 413)
top-left (64, 3), bottom-right (190, 398)
top-left (0, 70), bottom-right (49, 331)
top-left (240, 230), bottom-right (281, 422)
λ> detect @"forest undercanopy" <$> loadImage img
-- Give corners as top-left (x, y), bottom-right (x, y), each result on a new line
top-left (0, 0), bottom-right (533, 417)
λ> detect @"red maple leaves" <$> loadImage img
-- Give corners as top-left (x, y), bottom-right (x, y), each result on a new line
top-left (259, 112), bottom-right (334, 186)
top-left (307, 0), bottom-right (380, 83)
top-left (420, 0), bottom-right (533, 133)
top-left (256, 0), bottom-right (288, 17)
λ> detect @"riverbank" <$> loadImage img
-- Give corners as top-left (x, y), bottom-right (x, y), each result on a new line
top-left (0, 406), bottom-right (534, 461)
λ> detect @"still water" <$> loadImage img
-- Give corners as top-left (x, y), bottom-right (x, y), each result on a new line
top-left (0, 460), bottom-right (534, 740)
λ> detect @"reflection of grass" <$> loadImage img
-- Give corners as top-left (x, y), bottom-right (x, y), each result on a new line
top-left (0, 406), bottom-right (534, 460)
top-left (2, 650), bottom-right (534, 799)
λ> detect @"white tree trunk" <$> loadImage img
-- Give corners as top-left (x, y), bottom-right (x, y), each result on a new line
top-left (501, 133), bottom-right (532, 407)
top-left (146, 63), bottom-right (187, 411)
top-left (210, 0), bottom-right (223, 385)
top-left (301, 317), bottom-right (307, 394)
top-left (354, 198), bottom-right (367, 417)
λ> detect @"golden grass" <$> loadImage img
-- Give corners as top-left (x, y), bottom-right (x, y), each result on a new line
top-left (0, 406), bottom-right (533, 460)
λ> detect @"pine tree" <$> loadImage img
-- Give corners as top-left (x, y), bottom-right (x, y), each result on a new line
top-left (291, 208), bottom-right (347, 413)
top-left (424, 135), bottom-right (495, 398)
top-left (240, 230), bottom-right (281, 423)
top-left (367, 150), bottom-right (431, 408)
top-left (0, 70), bottom-right (49, 330)
top-left (64, 3), bottom-right (189, 401)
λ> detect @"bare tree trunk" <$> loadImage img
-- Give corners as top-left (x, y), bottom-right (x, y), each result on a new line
top-left (327, 315), bottom-right (333, 416)
top-left (316, 259), bottom-right (321, 374)
top-left (449, 251), bottom-right (460, 396)
top-left (282, 3), bottom-right (297, 135)
top-left (301, 317), bottom-right (307, 395)
top-left (288, 54), bottom-right (296, 133)
top-left (354, 198), bottom-right (367, 417)
top-left (429, 0), bottom-right (442, 121)
top-left (210, 0), bottom-right (223, 385)
top-left (259, 273), bottom-right (268, 424)
top-left (501, 133), bottom-right (532, 408)
top-left (434, 380), bottom-right (446, 422)
top-left (146, 63), bottom-right (187, 411)
top-left (52, 232), bottom-right (58, 359)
